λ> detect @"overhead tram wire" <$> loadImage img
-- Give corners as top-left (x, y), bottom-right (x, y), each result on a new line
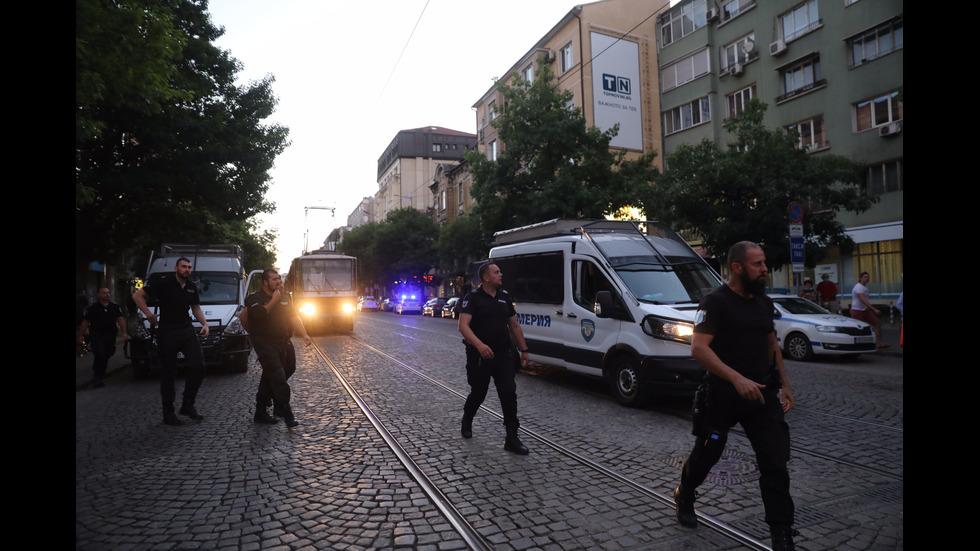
top-left (375, 0), bottom-right (431, 110)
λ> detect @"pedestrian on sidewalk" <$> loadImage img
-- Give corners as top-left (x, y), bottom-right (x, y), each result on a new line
top-left (675, 241), bottom-right (797, 551)
top-left (77, 287), bottom-right (129, 388)
top-left (242, 269), bottom-right (311, 428)
top-left (849, 272), bottom-right (889, 349)
top-left (131, 257), bottom-right (209, 426)
top-left (816, 273), bottom-right (838, 313)
top-left (458, 262), bottom-right (531, 455)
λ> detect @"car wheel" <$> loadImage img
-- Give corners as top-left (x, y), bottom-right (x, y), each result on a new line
top-left (784, 332), bottom-right (814, 361)
top-left (608, 356), bottom-right (646, 407)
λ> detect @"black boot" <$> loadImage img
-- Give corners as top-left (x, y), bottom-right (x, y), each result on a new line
top-left (674, 486), bottom-right (697, 528)
top-left (274, 404), bottom-right (299, 428)
top-left (770, 525), bottom-right (798, 551)
top-left (179, 403), bottom-right (204, 421)
top-left (254, 405), bottom-right (278, 424)
top-left (461, 414), bottom-right (473, 438)
top-left (504, 427), bottom-right (529, 455)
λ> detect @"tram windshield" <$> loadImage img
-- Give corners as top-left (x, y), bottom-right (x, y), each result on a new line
top-left (301, 259), bottom-right (354, 292)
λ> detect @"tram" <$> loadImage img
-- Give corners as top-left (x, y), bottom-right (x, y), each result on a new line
top-left (283, 249), bottom-right (357, 333)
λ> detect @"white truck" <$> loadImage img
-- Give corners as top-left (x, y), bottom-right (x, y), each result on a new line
top-left (127, 244), bottom-right (252, 378)
top-left (489, 219), bottom-right (724, 407)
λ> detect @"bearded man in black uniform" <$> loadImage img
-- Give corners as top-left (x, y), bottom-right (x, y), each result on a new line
top-left (674, 241), bottom-right (798, 551)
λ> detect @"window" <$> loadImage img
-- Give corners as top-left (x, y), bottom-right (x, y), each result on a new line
top-left (572, 261), bottom-right (617, 310)
top-left (854, 90), bottom-right (902, 132)
top-left (786, 116), bottom-right (826, 151)
top-left (864, 159), bottom-right (903, 195)
top-left (523, 63), bottom-right (534, 82)
top-left (489, 139), bottom-right (498, 161)
top-left (487, 99), bottom-right (497, 121)
top-left (492, 252), bottom-right (564, 304)
top-left (662, 49), bottom-right (710, 91)
top-left (727, 85), bottom-right (757, 118)
top-left (661, 0), bottom-right (708, 46)
top-left (778, 55), bottom-right (823, 100)
top-left (432, 143), bottom-right (441, 152)
top-left (560, 42), bottom-right (574, 74)
top-left (721, 0), bottom-right (745, 21)
top-left (778, 0), bottom-right (820, 42)
top-left (848, 17), bottom-right (902, 68)
top-left (663, 97), bottom-right (711, 135)
top-left (722, 34), bottom-right (756, 71)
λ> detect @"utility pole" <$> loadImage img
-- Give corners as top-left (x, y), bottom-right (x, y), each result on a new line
top-left (304, 206), bottom-right (335, 253)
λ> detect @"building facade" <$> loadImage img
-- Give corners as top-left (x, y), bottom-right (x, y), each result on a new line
top-left (658, 0), bottom-right (903, 307)
top-left (375, 126), bottom-right (477, 222)
top-left (473, 0), bottom-right (670, 168)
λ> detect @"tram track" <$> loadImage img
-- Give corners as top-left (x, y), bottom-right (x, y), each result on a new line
top-left (310, 335), bottom-right (772, 550)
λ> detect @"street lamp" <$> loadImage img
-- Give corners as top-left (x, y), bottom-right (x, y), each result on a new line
top-left (395, 194), bottom-right (413, 209)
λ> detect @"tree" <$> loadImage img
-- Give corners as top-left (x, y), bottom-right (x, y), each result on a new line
top-left (339, 209), bottom-right (439, 289)
top-left (435, 215), bottom-right (490, 277)
top-left (76, 0), bottom-right (288, 277)
top-left (464, 60), bottom-right (659, 238)
top-left (644, 100), bottom-right (876, 271)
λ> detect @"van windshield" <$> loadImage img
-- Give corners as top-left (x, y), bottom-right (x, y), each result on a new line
top-left (613, 261), bottom-right (721, 305)
top-left (194, 272), bottom-right (241, 305)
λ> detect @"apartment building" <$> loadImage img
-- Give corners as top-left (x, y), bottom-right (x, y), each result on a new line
top-left (658, 0), bottom-right (903, 303)
top-left (473, 0), bottom-right (670, 167)
top-left (375, 126), bottom-right (477, 222)
top-left (428, 160), bottom-right (475, 226)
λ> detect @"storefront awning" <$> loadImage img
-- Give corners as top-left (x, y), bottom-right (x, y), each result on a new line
top-left (845, 221), bottom-right (903, 244)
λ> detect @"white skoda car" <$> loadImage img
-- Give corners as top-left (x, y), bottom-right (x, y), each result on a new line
top-left (769, 295), bottom-right (877, 361)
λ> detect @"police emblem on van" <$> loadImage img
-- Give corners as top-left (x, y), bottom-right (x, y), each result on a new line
top-left (581, 319), bottom-right (595, 342)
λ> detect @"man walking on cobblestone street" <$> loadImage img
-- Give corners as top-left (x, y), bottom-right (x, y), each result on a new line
top-left (675, 242), bottom-right (797, 550)
top-left (458, 262), bottom-right (531, 455)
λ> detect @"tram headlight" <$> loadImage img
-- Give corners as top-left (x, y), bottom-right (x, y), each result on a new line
top-left (299, 303), bottom-right (316, 316)
top-left (342, 302), bottom-right (355, 314)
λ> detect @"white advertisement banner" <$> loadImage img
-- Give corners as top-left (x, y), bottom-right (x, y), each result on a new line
top-left (590, 32), bottom-right (643, 150)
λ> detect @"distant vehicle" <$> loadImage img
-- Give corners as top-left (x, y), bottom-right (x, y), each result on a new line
top-left (127, 244), bottom-right (252, 378)
top-left (770, 294), bottom-right (877, 361)
top-left (441, 297), bottom-right (460, 319)
top-left (358, 296), bottom-right (379, 312)
top-left (423, 297), bottom-right (447, 316)
top-left (283, 250), bottom-right (357, 333)
top-left (379, 298), bottom-right (395, 312)
top-left (395, 294), bottom-right (423, 315)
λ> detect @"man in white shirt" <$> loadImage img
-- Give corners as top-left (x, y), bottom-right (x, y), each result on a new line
top-left (850, 272), bottom-right (888, 349)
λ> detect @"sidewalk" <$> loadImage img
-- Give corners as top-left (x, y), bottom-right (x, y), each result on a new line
top-left (75, 344), bottom-right (131, 390)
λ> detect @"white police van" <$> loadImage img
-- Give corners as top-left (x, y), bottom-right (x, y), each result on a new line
top-left (490, 219), bottom-right (723, 406)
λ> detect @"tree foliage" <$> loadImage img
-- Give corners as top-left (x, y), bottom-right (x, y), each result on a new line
top-left (76, 0), bottom-right (288, 276)
top-left (435, 215), bottom-right (490, 276)
top-left (339, 209), bottom-right (439, 288)
top-left (464, 60), bottom-right (659, 238)
top-left (644, 101), bottom-right (876, 271)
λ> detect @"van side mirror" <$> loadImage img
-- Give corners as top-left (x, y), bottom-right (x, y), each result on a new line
top-left (595, 290), bottom-right (630, 320)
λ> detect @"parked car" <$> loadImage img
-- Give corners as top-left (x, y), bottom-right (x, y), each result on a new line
top-left (379, 298), bottom-right (395, 312)
top-left (357, 296), bottom-right (379, 312)
top-left (441, 297), bottom-right (460, 319)
top-left (422, 297), bottom-right (447, 316)
top-left (395, 297), bottom-right (423, 315)
top-left (770, 294), bottom-right (877, 361)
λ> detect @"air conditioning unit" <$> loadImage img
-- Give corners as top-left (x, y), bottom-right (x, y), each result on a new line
top-left (544, 50), bottom-right (556, 64)
top-left (706, 7), bottom-right (719, 22)
top-left (731, 63), bottom-right (744, 76)
top-left (878, 121), bottom-right (902, 137)
top-left (770, 39), bottom-right (787, 56)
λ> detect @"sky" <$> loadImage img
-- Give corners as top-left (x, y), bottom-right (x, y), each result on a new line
top-left (206, 0), bottom-right (589, 269)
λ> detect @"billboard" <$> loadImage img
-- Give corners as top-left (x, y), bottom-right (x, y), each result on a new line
top-left (590, 32), bottom-right (643, 151)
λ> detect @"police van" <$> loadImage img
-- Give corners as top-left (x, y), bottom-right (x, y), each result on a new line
top-left (489, 219), bottom-right (723, 406)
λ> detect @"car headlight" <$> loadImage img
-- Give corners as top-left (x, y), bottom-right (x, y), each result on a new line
top-left (815, 325), bottom-right (843, 333)
top-left (225, 315), bottom-right (245, 335)
top-left (641, 316), bottom-right (694, 344)
top-left (300, 303), bottom-right (316, 316)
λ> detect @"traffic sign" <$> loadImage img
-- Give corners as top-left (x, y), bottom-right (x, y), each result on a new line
top-left (788, 202), bottom-right (803, 224)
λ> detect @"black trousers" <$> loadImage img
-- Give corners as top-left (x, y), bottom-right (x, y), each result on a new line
top-left (88, 332), bottom-right (116, 384)
top-left (462, 345), bottom-right (519, 429)
top-left (157, 325), bottom-right (205, 414)
top-left (680, 381), bottom-right (794, 527)
top-left (253, 337), bottom-right (296, 409)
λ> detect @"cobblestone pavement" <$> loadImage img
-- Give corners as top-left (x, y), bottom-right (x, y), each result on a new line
top-left (76, 316), bottom-right (902, 550)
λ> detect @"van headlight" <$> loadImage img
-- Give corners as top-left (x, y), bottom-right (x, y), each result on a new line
top-left (225, 315), bottom-right (245, 335)
top-left (641, 315), bottom-right (695, 344)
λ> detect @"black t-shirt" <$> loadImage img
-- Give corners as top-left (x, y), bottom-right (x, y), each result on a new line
top-left (142, 276), bottom-right (201, 327)
top-left (460, 286), bottom-right (517, 351)
top-left (84, 301), bottom-right (124, 335)
top-left (694, 284), bottom-right (775, 382)
top-left (244, 290), bottom-right (296, 341)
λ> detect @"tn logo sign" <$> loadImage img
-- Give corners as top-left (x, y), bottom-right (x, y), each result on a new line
top-left (602, 73), bottom-right (631, 95)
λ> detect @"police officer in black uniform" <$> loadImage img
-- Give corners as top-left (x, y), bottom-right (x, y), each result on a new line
top-left (77, 287), bottom-right (129, 388)
top-left (243, 269), bottom-right (311, 428)
top-left (674, 241), bottom-right (797, 551)
top-left (132, 257), bottom-right (210, 426)
top-left (458, 262), bottom-right (531, 455)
